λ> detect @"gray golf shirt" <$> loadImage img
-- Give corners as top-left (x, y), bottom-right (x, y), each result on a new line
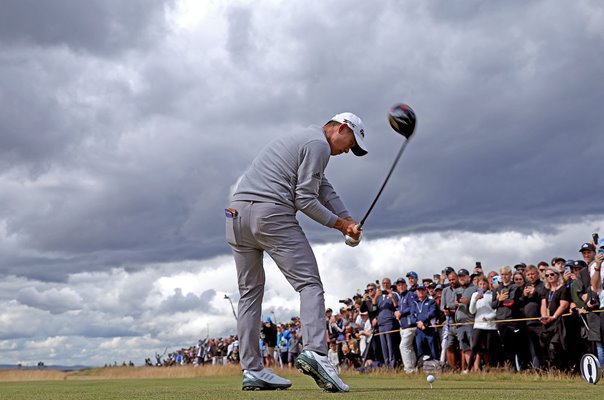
top-left (233, 126), bottom-right (350, 227)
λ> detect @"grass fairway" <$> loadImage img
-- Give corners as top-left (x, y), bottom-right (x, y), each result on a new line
top-left (0, 367), bottom-right (601, 400)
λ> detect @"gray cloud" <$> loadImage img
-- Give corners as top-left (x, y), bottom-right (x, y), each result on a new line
top-left (158, 288), bottom-right (217, 314)
top-left (0, 0), bottom-right (174, 55)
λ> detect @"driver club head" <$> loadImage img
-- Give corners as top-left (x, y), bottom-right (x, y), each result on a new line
top-left (388, 103), bottom-right (416, 139)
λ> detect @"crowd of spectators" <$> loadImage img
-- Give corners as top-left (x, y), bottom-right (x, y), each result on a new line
top-left (147, 336), bottom-right (240, 367)
top-left (151, 239), bottom-right (604, 375)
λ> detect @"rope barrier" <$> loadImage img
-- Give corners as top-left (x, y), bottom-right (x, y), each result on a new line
top-left (360, 308), bottom-right (604, 337)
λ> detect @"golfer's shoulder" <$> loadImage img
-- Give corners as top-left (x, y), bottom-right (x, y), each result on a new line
top-left (292, 126), bottom-right (329, 153)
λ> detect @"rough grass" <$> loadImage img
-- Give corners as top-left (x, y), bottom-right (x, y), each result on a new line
top-left (0, 367), bottom-right (601, 400)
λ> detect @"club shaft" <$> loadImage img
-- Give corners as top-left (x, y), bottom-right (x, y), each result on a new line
top-left (359, 139), bottom-right (409, 227)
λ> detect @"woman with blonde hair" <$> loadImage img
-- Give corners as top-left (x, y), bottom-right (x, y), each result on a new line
top-left (540, 267), bottom-right (570, 370)
top-left (467, 275), bottom-right (498, 371)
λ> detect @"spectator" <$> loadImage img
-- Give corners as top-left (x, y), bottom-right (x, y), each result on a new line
top-left (375, 277), bottom-right (398, 368)
top-left (410, 284), bottom-right (438, 360)
top-left (455, 268), bottom-right (477, 371)
top-left (514, 263), bottom-right (527, 275)
top-left (328, 341), bottom-right (340, 373)
top-left (540, 267), bottom-right (570, 370)
top-left (491, 266), bottom-right (525, 371)
top-left (537, 261), bottom-right (549, 281)
top-left (513, 272), bottom-right (526, 290)
top-left (440, 270), bottom-right (461, 369)
top-left (394, 277), bottom-right (417, 373)
top-left (261, 317), bottom-right (278, 367)
top-left (590, 249), bottom-right (604, 368)
top-left (278, 326), bottom-right (291, 367)
top-left (406, 271), bottom-right (419, 292)
top-left (468, 276), bottom-right (497, 371)
top-left (288, 329), bottom-right (302, 368)
top-left (361, 283), bottom-right (380, 362)
top-left (523, 264), bottom-right (546, 370)
top-left (358, 311), bottom-right (373, 357)
top-left (196, 340), bottom-right (206, 366)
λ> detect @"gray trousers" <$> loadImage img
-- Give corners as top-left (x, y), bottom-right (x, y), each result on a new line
top-left (226, 200), bottom-right (327, 371)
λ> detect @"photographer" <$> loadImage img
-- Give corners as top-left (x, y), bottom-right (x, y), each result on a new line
top-left (360, 283), bottom-right (380, 362)
top-left (375, 277), bottom-right (398, 368)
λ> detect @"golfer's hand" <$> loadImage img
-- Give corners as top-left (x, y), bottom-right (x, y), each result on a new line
top-left (335, 217), bottom-right (361, 239)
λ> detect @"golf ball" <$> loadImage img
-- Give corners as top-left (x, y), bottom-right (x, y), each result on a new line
top-left (426, 374), bottom-right (436, 384)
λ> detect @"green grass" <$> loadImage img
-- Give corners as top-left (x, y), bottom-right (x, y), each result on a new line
top-left (0, 371), bottom-right (602, 400)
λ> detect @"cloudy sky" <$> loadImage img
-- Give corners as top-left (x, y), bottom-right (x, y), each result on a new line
top-left (1, 0), bottom-right (603, 366)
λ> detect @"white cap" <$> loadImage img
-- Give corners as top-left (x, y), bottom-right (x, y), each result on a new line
top-left (331, 112), bottom-right (368, 156)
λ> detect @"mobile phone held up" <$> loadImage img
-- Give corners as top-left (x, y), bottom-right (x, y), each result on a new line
top-left (598, 236), bottom-right (604, 255)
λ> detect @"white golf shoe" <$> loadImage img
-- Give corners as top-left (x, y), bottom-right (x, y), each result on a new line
top-left (295, 350), bottom-right (350, 392)
top-left (242, 368), bottom-right (292, 391)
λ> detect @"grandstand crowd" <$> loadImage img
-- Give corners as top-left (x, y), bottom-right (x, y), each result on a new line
top-left (150, 240), bottom-right (604, 374)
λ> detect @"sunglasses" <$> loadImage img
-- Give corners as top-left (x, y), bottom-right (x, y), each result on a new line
top-left (545, 273), bottom-right (557, 278)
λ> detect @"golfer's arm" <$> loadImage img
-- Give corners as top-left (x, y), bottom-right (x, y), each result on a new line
top-left (318, 176), bottom-right (351, 219)
top-left (294, 141), bottom-right (340, 226)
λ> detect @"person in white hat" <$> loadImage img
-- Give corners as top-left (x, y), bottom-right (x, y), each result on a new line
top-left (226, 112), bottom-right (367, 392)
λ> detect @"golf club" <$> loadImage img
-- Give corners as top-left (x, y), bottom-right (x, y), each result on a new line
top-left (345, 103), bottom-right (417, 247)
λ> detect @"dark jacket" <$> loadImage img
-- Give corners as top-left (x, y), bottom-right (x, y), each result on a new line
top-left (376, 293), bottom-right (398, 327)
top-left (410, 298), bottom-right (437, 328)
top-left (491, 283), bottom-right (524, 325)
top-left (396, 290), bottom-right (417, 329)
top-left (523, 280), bottom-right (545, 326)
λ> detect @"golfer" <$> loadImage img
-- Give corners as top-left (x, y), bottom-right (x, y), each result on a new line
top-left (226, 112), bottom-right (366, 392)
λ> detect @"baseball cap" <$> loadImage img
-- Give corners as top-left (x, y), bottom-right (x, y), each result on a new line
top-left (330, 112), bottom-right (368, 156)
top-left (406, 271), bottom-right (418, 279)
top-left (416, 284), bottom-right (427, 290)
top-left (572, 260), bottom-right (588, 269)
top-left (263, 316), bottom-right (272, 323)
top-left (395, 277), bottom-right (407, 284)
top-left (457, 268), bottom-right (470, 276)
top-left (435, 284), bottom-right (443, 291)
top-left (442, 266), bottom-right (455, 275)
top-left (552, 256), bottom-right (566, 264)
top-left (579, 243), bottom-right (596, 252)
top-left (514, 263), bottom-right (527, 270)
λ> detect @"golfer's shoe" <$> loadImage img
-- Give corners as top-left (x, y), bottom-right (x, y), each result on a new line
top-left (241, 368), bottom-right (292, 391)
top-left (295, 350), bottom-right (350, 392)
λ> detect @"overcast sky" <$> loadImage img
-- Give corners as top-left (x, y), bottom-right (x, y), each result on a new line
top-left (1, 0), bottom-right (603, 366)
